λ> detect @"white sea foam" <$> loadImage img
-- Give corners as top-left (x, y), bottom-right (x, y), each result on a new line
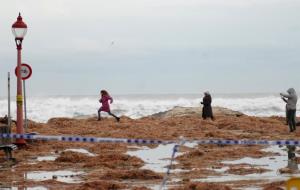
top-left (0, 94), bottom-right (297, 123)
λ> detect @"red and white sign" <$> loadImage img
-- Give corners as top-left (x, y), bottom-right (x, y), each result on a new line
top-left (15, 63), bottom-right (32, 80)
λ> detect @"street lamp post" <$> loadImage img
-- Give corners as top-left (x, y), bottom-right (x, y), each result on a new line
top-left (12, 13), bottom-right (27, 145)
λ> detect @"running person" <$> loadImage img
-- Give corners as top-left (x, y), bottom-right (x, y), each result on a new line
top-left (98, 90), bottom-right (120, 122)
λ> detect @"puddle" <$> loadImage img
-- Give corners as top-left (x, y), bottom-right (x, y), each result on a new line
top-left (65, 148), bottom-right (96, 156)
top-left (213, 166), bottom-right (230, 173)
top-left (127, 144), bottom-right (176, 173)
top-left (37, 155), bottom-right (58, 161)
top-left (131, 178), bottom-right (180, 190)
top-left (0, 186), bottom-right (48, 190)
top-left (24, 170), bottom-right (84, 183)
top-left (27, 188), bottom-right (48, 190)
top-left (184, 142), bottom-right (198, 148)
top-left (27, 153), bottom-right (58, 164)
top-left (33, 149), bottom-right (95, 163)
top-left (195, 145), bottom-right (300, 183)
top-left (147, 178), bottom-right (182, 190)
top-left (240, 187), bottom-right (262, 190)
top-left (127, 145), bottom-right (145, 150)
top-left (127, 143), bottom-right (197, 173)
top-left (147, 184), bottom-right (168, 190)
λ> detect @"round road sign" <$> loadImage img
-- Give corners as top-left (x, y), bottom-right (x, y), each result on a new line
top-left (15, 63), bottom-right (32, 80)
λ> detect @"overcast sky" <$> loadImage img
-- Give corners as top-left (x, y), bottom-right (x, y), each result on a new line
top-left (0, 0), bottom-right (300, 96)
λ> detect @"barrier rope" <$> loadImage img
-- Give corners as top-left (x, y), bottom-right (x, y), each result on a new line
top-left (1, 133), bottom-right (300, 146)
top-left (159, 138), bottom-right (186, 190)
top-left (159, 144), bottom-right (179, 190)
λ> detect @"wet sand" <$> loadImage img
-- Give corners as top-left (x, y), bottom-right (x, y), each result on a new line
top-left (0, 107), bottom-right (299, 189)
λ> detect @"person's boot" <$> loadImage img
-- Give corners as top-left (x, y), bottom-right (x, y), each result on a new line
top-left (116, 117), bottom-right (120, 122)
top-left (289, 125), bottom-right (293, 132)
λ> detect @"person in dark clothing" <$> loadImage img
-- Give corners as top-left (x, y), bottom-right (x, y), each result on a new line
top-left (0, 115), bottom-right (9, 124)
top-left (280, 88), bottom-right (298, 132)
top-left (0, 115), bottom-right (16, 125)
top-left (201, 91), bottom-right (214, 120)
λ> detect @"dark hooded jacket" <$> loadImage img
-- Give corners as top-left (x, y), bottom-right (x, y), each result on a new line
top-left (202, 93), bottom-right (213, 119)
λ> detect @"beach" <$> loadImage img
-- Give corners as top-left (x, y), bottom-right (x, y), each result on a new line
top-left (0, 105), bottom-right (299, 190)
top-left (2, 0), bottom-right (300, 189)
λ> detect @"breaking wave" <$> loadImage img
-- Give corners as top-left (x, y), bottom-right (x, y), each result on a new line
top-left (0, 94), bottom-right (296, 123)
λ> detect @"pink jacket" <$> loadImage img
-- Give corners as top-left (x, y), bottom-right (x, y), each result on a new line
top-left (99, 95), bottom-right (113, 112)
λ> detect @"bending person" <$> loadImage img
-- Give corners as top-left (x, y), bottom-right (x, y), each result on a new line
top-left (280, 88), bottom-right (298, 132)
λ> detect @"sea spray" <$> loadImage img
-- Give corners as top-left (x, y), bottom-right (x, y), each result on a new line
top-left (0, 94), bottom-right (296, 123)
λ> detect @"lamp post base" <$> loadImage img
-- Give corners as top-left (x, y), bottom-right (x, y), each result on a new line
top-left (15, 139), bottom-right (26, 148)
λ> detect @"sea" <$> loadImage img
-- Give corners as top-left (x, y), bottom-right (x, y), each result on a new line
top-left (0, 93), bottom-right (297, 123)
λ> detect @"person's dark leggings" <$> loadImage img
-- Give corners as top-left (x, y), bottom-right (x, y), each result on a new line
top-left (285, 107), bottom-right (288, 125)
top-left (98, 110), bottom-right (120, 122)
top-left (287, 109), bottom-right (296, 132)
